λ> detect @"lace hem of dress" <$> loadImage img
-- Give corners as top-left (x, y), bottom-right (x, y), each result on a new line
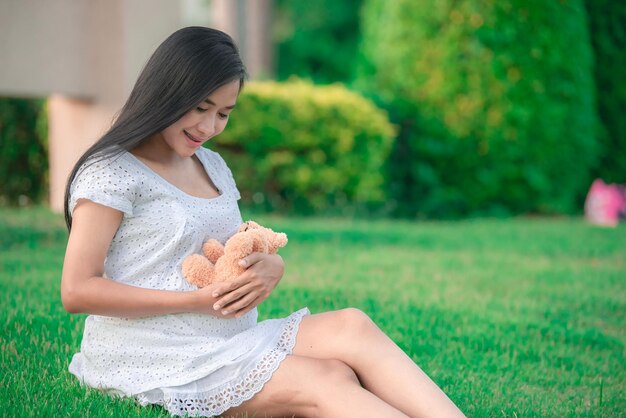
top-left (136, 308), bottom-right (308, 417)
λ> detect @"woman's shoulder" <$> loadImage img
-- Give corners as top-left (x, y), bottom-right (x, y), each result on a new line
top-left (196, 146), bottom-right (230, 171)
top-left (69, 149), bottom-right (139, 215)
top-left (76, 149), bottom-right (136, 179)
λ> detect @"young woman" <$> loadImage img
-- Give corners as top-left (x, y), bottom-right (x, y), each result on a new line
top-left (61, 27), bottom-right (465, 417)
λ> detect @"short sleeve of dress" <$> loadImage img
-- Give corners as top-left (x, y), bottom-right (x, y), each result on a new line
top-left (69, 154), bottom-right (136, 216)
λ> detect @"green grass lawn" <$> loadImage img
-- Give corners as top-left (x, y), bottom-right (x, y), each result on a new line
top-left (1, 206), bottom-right (624, 417)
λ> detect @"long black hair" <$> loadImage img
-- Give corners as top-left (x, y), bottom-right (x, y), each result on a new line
top-left (63, 26), bottom-right (247, 230)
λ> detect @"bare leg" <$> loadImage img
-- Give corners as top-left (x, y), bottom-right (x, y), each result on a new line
top-left (291, 309), bottom-right (465, 418)
top-left (223, 355), bottom-right (408, 418)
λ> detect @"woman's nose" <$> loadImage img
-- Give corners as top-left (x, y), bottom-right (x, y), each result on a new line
top-left (197, 115), bottom-right (216, 137)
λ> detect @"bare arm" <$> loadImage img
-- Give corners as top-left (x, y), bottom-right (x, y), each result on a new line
top-left (61, 199), bottom-right (226, 318)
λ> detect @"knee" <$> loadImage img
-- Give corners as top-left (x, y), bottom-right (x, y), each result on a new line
top-left (334, 308), bottom-right (377, 334)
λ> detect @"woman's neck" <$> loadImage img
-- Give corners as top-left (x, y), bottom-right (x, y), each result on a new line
top-left (131, 134), bottom-right (191, 167)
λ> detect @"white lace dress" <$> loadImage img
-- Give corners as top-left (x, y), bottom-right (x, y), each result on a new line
top-left (67, 146), bottom-right (309, 417)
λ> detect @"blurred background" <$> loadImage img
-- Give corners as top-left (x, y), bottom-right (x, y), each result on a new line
top-left (0, 0), bottom-right (624, 220)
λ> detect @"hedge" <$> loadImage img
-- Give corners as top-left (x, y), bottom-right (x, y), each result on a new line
top-left (209, 79), bottom-right (396, 215)
top-left (0, 98), bottom-right (48, 205)
top-left (357, 0), bottom-right (598, 217)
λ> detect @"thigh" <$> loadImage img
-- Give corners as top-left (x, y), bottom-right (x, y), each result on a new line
top-left (292, 308), bottom-right (378, 360)
top-left (221, 355), bottom-right (356, 418)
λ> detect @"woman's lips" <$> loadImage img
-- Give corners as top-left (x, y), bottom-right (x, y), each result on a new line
top-left (184, 130), bottom-right (203, 144)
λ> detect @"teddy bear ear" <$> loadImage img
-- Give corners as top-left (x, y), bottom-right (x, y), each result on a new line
top-left (246, 220), bottom-right (261, 229)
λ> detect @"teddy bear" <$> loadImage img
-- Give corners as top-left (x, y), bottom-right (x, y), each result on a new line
top-left (182, 221), bottom-right (288, 288)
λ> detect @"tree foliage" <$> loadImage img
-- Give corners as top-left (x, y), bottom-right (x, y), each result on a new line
top-left (0, 98), bottom-right (48, 205)
top-left (358, 0), bottom-right (598, 217)
top-left (273, 0), bottom-right (363, 83)
top-left (585, 0), bottom-right (626, 184)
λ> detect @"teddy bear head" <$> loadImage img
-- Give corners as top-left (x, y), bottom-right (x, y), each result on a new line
top-left (238, 221), bottom-right (288, 253)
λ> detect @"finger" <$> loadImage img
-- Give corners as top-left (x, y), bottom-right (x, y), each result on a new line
top-left (219, 311), bottom-right (239, 319)
top-left (234, 296), bottom-right (264, 318)
top-left (211, 275), bottom-right (251, 298)
top-left (213, 281), bottom-right (255, 310)
top-left (219, 291), bottom-right (259, 316)
top-left (238, 252), bottom-right (267, 268)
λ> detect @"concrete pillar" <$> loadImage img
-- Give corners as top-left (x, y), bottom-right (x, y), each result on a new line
top-left (211, 0), bottom-right (274, 79)
top-left (47, 96), bottom-right (115, 211)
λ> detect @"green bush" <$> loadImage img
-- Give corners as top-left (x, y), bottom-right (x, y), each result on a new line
top-left (585, 0), bottom-right (626, 184)
top-left (357, 0), bottom-right (598, 217)
top-left (273, 0), bottom-right (364, 83)
top-left (210, 79), bottom-right (396, 215)
top-left (0, 98), bottom-right (48, 205)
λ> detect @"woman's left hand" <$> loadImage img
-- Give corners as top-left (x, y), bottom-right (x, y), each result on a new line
top-left (211, 253), bottom-right (284, 318)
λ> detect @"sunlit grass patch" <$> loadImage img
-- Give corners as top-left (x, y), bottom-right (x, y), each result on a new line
top-left (1, 207), bottom-right (624, 417)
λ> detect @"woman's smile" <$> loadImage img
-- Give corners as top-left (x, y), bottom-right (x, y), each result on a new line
top-left (184, 130), bottom-right (204, 147)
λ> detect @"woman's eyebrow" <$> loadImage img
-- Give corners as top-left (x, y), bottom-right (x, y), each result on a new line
top-left (203, 99), bottom-right (236, 109)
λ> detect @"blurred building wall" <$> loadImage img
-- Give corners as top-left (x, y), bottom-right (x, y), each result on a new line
top-left (0, 0), bottom-right (272, 212)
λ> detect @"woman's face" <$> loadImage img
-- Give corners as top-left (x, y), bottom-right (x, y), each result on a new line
top-left (158, 79), bottom-right (240, 158)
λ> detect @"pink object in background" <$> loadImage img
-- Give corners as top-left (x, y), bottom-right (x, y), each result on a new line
top-left (584, 179), bottom-right (626, 227)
